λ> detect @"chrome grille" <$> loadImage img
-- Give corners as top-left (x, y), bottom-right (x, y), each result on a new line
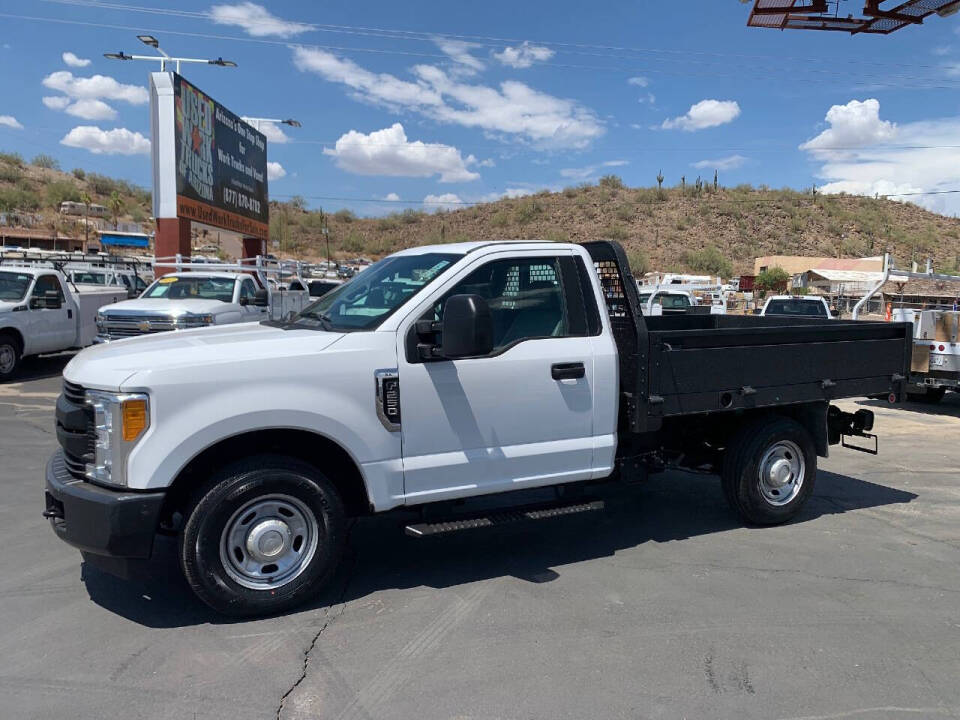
top-left (62, 379), bottom-right (86, 405)
top-left (58, 379), bottom-right (94, 481)
top-left (100, 314), bottom-right (176, 340)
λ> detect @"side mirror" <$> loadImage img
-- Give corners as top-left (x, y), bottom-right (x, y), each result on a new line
top-left (440, 294), bottom-right (493, 359)
top-left (238, 296), bottom-right (249, 306)
top-left (252, 289), bottom-right (269, 307)
top-left (127, 288), bottom-right (139, 299)
top-left (32, 290), bottom-right (62, 309)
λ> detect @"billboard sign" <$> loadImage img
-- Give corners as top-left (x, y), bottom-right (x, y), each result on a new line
top-left (150, 72), bottom-right (269, 240)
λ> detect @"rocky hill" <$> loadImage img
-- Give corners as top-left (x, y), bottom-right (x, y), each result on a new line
top-left (3, 150), bottom-right (958, 276)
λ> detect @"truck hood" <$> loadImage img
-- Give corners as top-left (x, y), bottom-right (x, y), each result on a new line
top-left (99, 298), bottom-right (230, 316)
top-left (64, 322), bottom-right (345, 389)
top-left (0, 300), bottom-right (25, 314)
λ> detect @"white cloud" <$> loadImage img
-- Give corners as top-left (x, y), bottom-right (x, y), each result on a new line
top-left (560, 159), bottom-right (628, 180)
top-left (42, 96), bottom-right (71, 110)
top-left (799, 98), bottom-right (960, 214)
top-left (435, 38), bottom-right (485, 74)
top-left (945, 62), bottom-right (960, 77)
top-left (384, 192), bottom-right (401, 202)
top-left (627, 76), bottom-right (649, 87)
top-left (799, 99), bottom-right (896, 159)
top-left (62, 51), bottom-right (91, 68)
top-left (293, 47), bottom-right (603, 149)
top-left (60, 126), bottom-right (150, 155)
top-left (638, 93), bottom-right (656, 105)
top-left (478, 187), bottom-right (536, 202)
top-left (692, 155), bottom-right (747, 171)
top-left (267, 161), bottom-right (286, 180)
top-left (493, 42), bottom-right (555, 69)
top-left (64, 99), bottom-right (117, 121)
top-left (424, 193), bottom-right (463, 211)
top-left (0, 115), bottom-right (23, 129)
top-left (323, 123), bottom-right (481, 183)
top-left (241, 118), bottom-right (289, 143)
top-left (209, 2), bottom-right (310, 37)
top-left (42, 71), bottom-right (148, 105)
top-left (661, 99), bottom-right (741, 132)
top-left (932, 46), bottom-right (952, 57)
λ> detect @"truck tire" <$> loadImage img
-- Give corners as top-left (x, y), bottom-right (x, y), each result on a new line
top-left (179, 454), bottom-right (346, 617)
top-left (721, 417), bottom-right (816, 525)
top-left (0, 333), bottom-right (21, 381)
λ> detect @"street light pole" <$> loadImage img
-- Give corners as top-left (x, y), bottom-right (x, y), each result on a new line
top-left (104, 35), bottom-right (236, 73)
top-left (240, 118), bottom-right (302, 132)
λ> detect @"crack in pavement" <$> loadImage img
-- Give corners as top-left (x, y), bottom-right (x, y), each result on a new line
top-left (276, 522), bottom-right (357, 720)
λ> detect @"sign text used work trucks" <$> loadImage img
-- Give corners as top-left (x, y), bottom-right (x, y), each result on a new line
top-left (45, 241), bottom-right (911, 616)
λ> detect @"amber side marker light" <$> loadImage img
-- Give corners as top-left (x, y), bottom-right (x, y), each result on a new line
top-left (122, 398), bottom-right (148, 442)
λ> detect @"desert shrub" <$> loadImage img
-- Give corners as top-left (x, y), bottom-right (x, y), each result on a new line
top-left (0, 151), bottom-right (23, 166)
top-left (490, 211), bottom-right (509, 228)
top-left (615, 204), bottom-right (634, 221)
top-left (400, 208), bottom-right (423, 224)
top-left (756, 266), bottom-right (790, 294)
top-left (71, 168), bottom-right (86, 180)
top-left (333, 209), bottom-right (356, 223)
top-left (0, 186), bottom-right (40, 211)
top-left (626, 247), bottom-right (649, 275)
top-left (86, 173), bottom-right (117, 195)
top-left (341, 230), bottom-right (364, 252)
top-left (543, 228), bottom-right (569, 243)
top-left (32, 153), bottom-right (60, 170)
top-left (0, 163), bottom-right (21, 183)
top-left (376, 216), bottom-right (400, 231)
top-left (562, 186), bottom-right (579, 198)
top-left (599, 174), bottom-right (624, 190)
top-left (683, 245), bottom-right (733, 278)
top-left (45, 180), bottom-right (81, 208)
top-left (515, 199), bottom-right (542, 224)
top-left (605, 224), bottom-right (629, 241)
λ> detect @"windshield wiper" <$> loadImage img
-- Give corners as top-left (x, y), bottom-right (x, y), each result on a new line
top-left (295, 309), bottom-right (335, 330)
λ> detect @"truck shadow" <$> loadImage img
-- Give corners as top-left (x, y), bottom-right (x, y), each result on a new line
top-left (12, 352), bottom-right (74, 382)
top-left (80, 469), bottom-right (917, 628)
top-left (856, 395), bottom-right (960, 419)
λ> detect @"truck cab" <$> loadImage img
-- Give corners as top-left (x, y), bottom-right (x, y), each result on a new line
top-left (0, 266), bottom-right (125, 379)
top-left (761, 295), bottom-right (834, 319)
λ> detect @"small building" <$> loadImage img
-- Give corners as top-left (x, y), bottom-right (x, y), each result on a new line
top-left (754, 255), bottom-right (884, 275)
top-left (0, 227), bottom-right (84, 252)
top-left (882, 275), bottom-right (960, 310)
top-left (794, 269), bottom-right (885, 296)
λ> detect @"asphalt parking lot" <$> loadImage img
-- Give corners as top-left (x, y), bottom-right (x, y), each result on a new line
top-left (1, 355), bottom-right (959, 720)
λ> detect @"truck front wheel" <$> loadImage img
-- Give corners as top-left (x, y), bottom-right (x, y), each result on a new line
top-left (180, 455), bottom-right (346, 616)
top-left (0, 333), bottom-right (21, 381)
top-left (721, 417), bottom-right (816, 525)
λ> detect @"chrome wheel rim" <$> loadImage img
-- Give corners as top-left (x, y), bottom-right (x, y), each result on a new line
top-left (0, 344), bottom-right (15, 375)
top-left (757, 440), bottom-right (805, 506)
top-left (219, 494), bottom-right (319, 590)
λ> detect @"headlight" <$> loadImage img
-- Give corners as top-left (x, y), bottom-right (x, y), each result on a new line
top-left (85, 391), bottom-right (150, 487)
top-left (175, 313), bottom-right (214, 328)
top-left (96, 312), bottom-right (105, 331)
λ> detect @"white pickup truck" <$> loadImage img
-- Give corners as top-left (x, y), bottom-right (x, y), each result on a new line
top-left (95, 264), bottom-right (309, 342)
top-left (0, 266), bottom-right (126, 379)
top-left (761, 295), bottom-right (835, 319)
top-left (44, 241), bottom-right (910, 616)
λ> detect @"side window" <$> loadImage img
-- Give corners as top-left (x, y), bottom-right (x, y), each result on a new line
top-left (239, 279), bottom-right (256, 302)
top-left (432, 257), bottom-right (569, 353)
top-left (32, 275), bottom-right (65, 304)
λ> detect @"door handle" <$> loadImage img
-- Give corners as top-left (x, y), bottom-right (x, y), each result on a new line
top-left (551, 362), bottom-right (585, 380)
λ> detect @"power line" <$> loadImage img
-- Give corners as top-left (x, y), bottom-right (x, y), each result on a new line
top-left (38, 0), bottom-right (952, 74)
top-left (8, 8), bottom-right (960, 90)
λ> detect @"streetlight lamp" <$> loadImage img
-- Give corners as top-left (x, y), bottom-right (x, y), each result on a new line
top-left (103, 34), bottom-right (236, 74)
top-left (240, 117), bottom-right (302, 131)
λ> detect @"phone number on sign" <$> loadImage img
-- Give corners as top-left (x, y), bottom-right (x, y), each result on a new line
top-left (223, 188), bottom-right (262, 214)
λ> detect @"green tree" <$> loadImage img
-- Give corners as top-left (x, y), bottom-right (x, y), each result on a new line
top-left (683, 245), bottom-right (733, 278)
top-left (108, 190), bottom-right (124, 230)
top-left (755, 266), bottom-right (790, 296)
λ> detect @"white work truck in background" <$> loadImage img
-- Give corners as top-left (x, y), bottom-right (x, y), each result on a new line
top-left (44, 241), bottom-right (910, 617)
top-left (0, 266), bottom-right (126, 379)
top-left (94, 256), bottom-right (310, 342)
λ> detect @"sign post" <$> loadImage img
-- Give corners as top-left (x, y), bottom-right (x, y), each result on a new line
top-left (150, 71), bottom-right (269, 273)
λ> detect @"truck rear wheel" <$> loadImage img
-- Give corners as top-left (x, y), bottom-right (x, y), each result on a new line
top-left (0, 333), bottom-right (21, 381)
top-left (721, 417), bottom-right (816, 525)
top-left (179, 455), bottom-right (346, 617)
top-left (907, 387), bottom-right (945, 404)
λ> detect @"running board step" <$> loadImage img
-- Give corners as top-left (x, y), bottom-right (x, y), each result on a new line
top-left (404, 499), bottom-right (605, 537)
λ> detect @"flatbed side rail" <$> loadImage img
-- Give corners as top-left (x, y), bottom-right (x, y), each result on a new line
top-left (581, 241), bottom-right (658, 433)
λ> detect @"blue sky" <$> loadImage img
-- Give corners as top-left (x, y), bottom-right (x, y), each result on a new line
top-left (3, 0), bottom-right (960, 216)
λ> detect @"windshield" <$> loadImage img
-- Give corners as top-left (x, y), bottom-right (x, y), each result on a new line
top-left (143, 276), bottom-right (237, 302)
top-left (293, 253), bottom-right (459, 331)
top-left (638, 293), bottom-right (690, 309)
top-left (0, 271), bottom-right (31, 302)
top-left (765, 299), bottom-right (828, 317)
